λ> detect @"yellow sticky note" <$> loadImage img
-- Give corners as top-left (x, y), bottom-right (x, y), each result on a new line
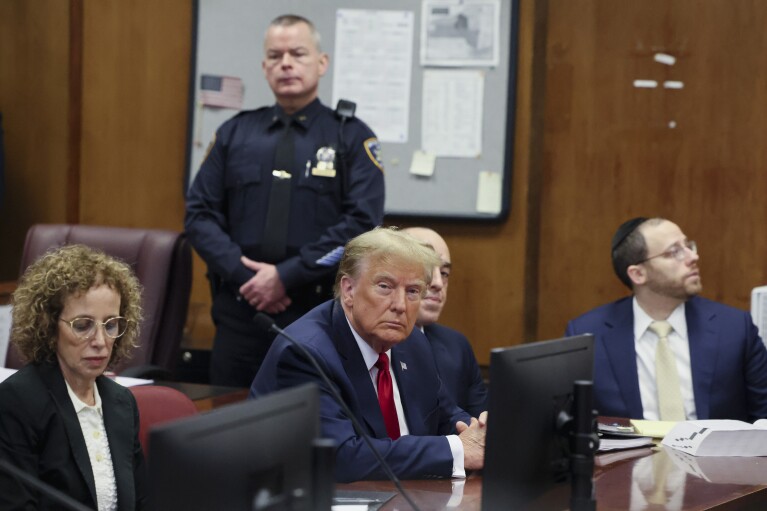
top-left (630, 419), bottom-right (678, 438)
top-left (409, 150), bottom-right (436, 177)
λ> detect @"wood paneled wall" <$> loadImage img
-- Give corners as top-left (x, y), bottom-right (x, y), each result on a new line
top-left (2, 0), bottom-right (766, 366)
top-left (79, 1), bottom-right (191, 228)
top-left (0, 0), bottom-right (71, 280)
top-left (536, 0), bottom-right (767, 342)
top-left (0, 0), bottom-right (191, 273)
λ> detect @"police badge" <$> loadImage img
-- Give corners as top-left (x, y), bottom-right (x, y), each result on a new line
top-left (312, 146), bottom-right (337, 177)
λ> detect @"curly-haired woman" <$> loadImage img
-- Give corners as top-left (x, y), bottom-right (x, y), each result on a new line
top-left (0, 244), bottom-right (147, 510)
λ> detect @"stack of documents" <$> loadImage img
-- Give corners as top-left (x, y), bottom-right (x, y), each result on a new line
top-left (662, 419), bottom-right (767, 456)
top-left (597, 422), bottom-right (654, 452)
top-left (598, 436), bottom-right (654, 452)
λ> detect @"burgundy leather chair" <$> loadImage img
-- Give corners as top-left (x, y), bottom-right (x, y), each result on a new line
top-left (5, 224), bottom-right (192, 378)
top-left (128, 385), bottom-right (198, 458)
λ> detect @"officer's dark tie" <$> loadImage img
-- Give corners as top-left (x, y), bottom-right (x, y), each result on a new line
top-left (261, 118), bottom-right (294, 262)
top-left (375, 353), bottom-right (401, 440)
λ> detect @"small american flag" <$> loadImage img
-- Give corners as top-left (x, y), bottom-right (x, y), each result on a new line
top-left (199, 75), bottom-right (244, 110)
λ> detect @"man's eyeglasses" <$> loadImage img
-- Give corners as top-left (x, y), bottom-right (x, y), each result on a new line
top-left (59, 317), bottom-right (131, 340)
top-left (636, 240), bottom-right (697, 264)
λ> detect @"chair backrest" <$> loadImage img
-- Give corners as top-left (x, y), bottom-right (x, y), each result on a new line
top-left (129, 385), bottom-right (198, 458)
top-left (5, 224), bottom-right (192, 375)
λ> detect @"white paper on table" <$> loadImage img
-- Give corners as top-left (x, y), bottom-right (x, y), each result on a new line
top-left (114, 376), bottom-right (154, 387)
top-left (0, 366), bottom-right (15, 383)
top-left (0, 304), bottom-right (11, 365)
top-left (0, 367), bottom-right (152, 388)
top-left (662, 419), bottom-right (767, 456)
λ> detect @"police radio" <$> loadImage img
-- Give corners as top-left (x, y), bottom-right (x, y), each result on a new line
top-left (334, 99), bottom-right (356, 197)
top-left (335, 99), bottom-right (356, 121)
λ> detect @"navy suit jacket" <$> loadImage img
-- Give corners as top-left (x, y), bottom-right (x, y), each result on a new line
top-left (424, 324), bottom-right (488, 418)
top-left (565, 295), bottom-right (767, 421)
top-left (250, 300), bottom-right (471, 482)
top-left (0, 362), bottom-right (147, 510)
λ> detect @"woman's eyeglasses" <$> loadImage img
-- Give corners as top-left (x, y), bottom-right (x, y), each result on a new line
top-left (59, 316), bottom-right (131, 340)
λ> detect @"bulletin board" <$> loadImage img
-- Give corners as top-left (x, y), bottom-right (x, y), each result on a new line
top-left (186, 0), bottom-right (519, 221)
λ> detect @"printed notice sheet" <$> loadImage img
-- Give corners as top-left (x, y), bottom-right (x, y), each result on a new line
top-left (332, 9), bottom-right (414, 143)
top-left (422, 69), bottom-right (484, 158)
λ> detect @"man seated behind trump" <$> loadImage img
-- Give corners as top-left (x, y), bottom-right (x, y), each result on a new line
top-left (250, 227), bottom-right (486, 482)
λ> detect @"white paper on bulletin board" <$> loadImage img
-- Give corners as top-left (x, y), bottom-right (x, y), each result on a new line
top-left (188, 0), bottom-right (518, 220)
top-left (332, 9), bottom-right (414, 143)
top-left (422, 69), bottom-right (484, 158)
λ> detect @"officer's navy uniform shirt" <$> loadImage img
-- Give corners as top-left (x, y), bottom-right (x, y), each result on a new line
top-left (185, 98), bottom-right (385, 305)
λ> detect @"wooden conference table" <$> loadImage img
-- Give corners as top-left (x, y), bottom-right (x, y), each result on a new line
top-left (338, 447), bottom-right (767, 510)
top-left (172, 385), bottom-right (767, 510)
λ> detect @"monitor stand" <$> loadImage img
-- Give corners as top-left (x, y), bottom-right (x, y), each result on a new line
top-left (312, 439), bottom-right (336, 511)
top-left (557, 380), bottom-right (599, 511)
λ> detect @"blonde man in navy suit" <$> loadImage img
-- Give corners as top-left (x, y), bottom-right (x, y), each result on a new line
top-left (251, 228), bottom-right (486, 481)
top-left (404, 227), bottom-right (488, 418)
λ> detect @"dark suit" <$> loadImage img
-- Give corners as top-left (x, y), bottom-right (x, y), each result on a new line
top-left (0, 362), bottom-right (147, 510)
top-left (423, 324), bottom-right (488, 418)
top-left (250, 300), bottom-right (471, 482)
top-left (565, 295), bottom-right (767, 421)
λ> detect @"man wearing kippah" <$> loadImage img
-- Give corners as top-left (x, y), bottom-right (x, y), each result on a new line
top-left (565, 217), bottom-right (767, 421)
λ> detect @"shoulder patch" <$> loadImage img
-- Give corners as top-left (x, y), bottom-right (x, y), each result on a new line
top-left (363, 138), bottom-right (384, 172)
top-left (200, 134), bottom-right (216, 166)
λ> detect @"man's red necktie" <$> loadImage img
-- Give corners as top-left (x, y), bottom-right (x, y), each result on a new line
top-left (375, 353), bottom-right (401, 440)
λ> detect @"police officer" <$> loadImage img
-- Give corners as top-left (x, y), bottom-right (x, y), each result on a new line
top-left (185, 14), bottom-right (385, 387)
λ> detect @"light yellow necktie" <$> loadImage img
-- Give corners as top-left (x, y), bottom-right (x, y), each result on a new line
top-left (649, 320), bottom-right (686, 421)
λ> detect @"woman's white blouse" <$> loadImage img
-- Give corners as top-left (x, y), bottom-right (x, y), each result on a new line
top-left (66, 381), bottom-right (118, 511)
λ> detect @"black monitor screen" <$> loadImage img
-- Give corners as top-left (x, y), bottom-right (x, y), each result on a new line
top-left (482, 334), bottom-right (594, 510)
top-left (148, 383), bottom-right (322, 511)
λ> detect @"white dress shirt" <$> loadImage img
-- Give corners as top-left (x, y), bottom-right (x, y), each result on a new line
top-left (346, 317), bottom-right (466, 477)
top-left (65, 381), bottom-right (118, 511)
top-left (633, 298), bottom-right (697, 421)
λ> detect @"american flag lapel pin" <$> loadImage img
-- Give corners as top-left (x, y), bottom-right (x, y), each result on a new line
top-left (400, 361), bottom-right (407, 371)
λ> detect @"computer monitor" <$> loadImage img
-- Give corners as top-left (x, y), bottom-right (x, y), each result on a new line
top-left (148, 383), bottom-right (330, 511)
top-left (481, 334), bottom-right (595, 510)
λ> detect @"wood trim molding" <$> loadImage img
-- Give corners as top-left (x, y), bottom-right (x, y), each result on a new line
top-left (67, 0), bottom-right (83, 224)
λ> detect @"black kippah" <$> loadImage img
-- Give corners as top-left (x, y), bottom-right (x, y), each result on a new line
top-left (611, 217), bottom-right (648, 252)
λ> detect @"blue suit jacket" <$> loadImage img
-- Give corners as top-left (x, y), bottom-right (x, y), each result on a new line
top-left (250, 300), bottom-right (471, 482)
top-left (565, 296), bottom-right (767, 421)
top-left (424, 324), bottom-right (488, 418)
